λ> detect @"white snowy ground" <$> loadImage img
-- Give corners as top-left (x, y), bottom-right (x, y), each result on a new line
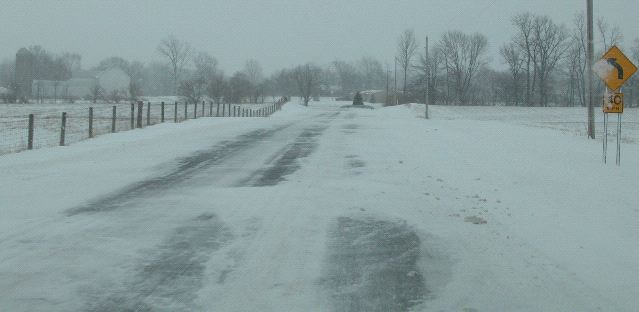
top-left (0, 100), bottom-right (637, 311)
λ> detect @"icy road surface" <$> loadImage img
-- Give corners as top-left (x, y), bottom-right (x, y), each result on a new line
top-left (1, 101), bottom-right (637, 311)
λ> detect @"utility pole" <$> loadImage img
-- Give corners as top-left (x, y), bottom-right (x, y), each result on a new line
top-left (425, 36), bottom-right (430, 119)
top-left (394, 57), bottom-right (398, 105)
top-left (587, 0), bottom-right (595, 139)
top-left (386, 65), bottom-right (390, 106)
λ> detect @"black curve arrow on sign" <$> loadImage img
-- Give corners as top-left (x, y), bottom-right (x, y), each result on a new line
top-left (607, 58), bottom-right (624, 79)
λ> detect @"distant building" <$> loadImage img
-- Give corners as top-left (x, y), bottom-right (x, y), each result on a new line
top-left (15, 48), bottom-right (33, 101)
top-left (31, 67), bottom-right (130, 100)
top-left (0, 86), bottom-right (13, 103)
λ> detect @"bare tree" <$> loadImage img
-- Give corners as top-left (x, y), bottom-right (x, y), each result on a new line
top-left (51, 57), bottom-right (69, 103)
top-left (532, 15), bottom-right (569, 106)
top-left (0, 59), bottom-right (15, 88)
top-left (439, 31), bottom-right (488, 105)
top-left (358, 56), bottom-right (385, 90)
top-left (226, 72), bottom-right (251, 103)
top-left (60, 52), bottom-right (82, 73)
top-left (512, 13), bottom-right (536, 106)
top-left (193, 52), bottom-right (218, 84)
top-left (108, 89), bottom-right (124, 103)
top-left (597, 18), bottom-right (623, 52)
top-left (567, 12), bottom-right (587, 107)
top-left (157, 35), bottom-right (192, 95)
top-left (89, 82), bottom-right (103, 104)
top-left (243, 59), bottom-right (263, 103)
top-left (96, 56), bottom-right (129, 71)
top-left (500, 43), bottom-right (525, 105)
top-left (396, 29), bottom-right (418, 93)
top-left (293, 63), bottom-right (321, 106)
top-left (207, 72), bottom-right (227, 104)
top-left (332, 60), bottom-right (359, 95)
top-left (412, 46), bottom-right (441, 104)
top-left (178, 78), bottom-right (206, 104)
top-left (128, 81), bottom-right (142, 102)
top-left (272, 69), bottom-right (296, 97)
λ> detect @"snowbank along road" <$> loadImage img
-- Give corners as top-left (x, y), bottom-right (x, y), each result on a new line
top-left (0, 100), bottom-right (638, 311)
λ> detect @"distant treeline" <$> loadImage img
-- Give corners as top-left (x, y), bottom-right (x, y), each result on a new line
top-left (1, 11), bottom-right (638, 106)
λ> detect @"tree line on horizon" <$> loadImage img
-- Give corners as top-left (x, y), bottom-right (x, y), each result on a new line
top-left (1, 11), bottom-right (638, 107)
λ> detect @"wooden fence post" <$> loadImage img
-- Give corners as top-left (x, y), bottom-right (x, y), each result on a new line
top-left (174, 101), bottom-right (178, 122)
top-left (147, 101), bottom-right (151, 125)
top-left (184, 102), bottom-right (188, 120)
top-left (130, 103), bottom-right (135, 129)
top-left (209, 101), bottom-right (213, 116)
top-left (60, 112), bottom-right (67, 146)
top-left (202, 101), bottom-right (205, 116)
top-left (136, 101), bottom-right (143, 128)
top-left (89, 107), bottom-right (94, 138)
top-left (194, 101), bottom-right (198, 119)
top-left (161, 102), bottom-right (165, 122)
top-left (111, 106), bottom-right (116, 133)
top-left (222, 102), bottom-right (225, 116)
top-left (216, 103), bottom-right (220, 116)
top-left (28, 114), bottom-right (34, 150)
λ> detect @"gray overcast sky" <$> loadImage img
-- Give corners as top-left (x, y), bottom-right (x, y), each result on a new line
top-left (1, 0), bottom-right (638, 74)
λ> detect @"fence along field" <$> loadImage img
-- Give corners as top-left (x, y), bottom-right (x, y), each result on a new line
top-left (0, 98), bottom-right (287, 155)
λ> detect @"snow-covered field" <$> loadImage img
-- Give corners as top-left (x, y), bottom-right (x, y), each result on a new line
top-left (412, 103), bottom-right (639, 144)
top-left (0, 100), bottom-right (637, 311)
top-left (0, 98), bottom-right (279, 155)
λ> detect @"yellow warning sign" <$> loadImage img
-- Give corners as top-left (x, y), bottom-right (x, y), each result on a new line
top-left (594, 46), bottom-right (637, 91)
top-left (603, 92), bottom-right (623, 114)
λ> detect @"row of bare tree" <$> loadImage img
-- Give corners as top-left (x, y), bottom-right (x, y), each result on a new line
top-left (395, 12), bottom-right (639, 107)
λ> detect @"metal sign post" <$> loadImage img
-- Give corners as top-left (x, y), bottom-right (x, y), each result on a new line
top-left (616, 112), bottom-right (622, 166)
top-left (602, 87), bottom-right (624, 166)
top-left (603, 110), bottom-right (608, 164)
top-left (595, 46), bottom-right (636, 166)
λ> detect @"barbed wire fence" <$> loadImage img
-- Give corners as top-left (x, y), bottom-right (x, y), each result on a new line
top-left (0, 97), bottom-right (288, 156)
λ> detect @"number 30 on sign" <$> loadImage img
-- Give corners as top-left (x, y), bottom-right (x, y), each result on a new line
top-left (603, 92), bottom-right (623, 114)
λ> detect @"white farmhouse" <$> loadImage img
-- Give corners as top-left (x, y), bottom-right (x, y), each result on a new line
top-left (0, 86), bottom-right (11, 95)
top-left (31, 67), bottom-right (131, 100)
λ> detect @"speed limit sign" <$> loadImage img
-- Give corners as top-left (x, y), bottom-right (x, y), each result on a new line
top-left (603, 92), bottom-right (623, 113)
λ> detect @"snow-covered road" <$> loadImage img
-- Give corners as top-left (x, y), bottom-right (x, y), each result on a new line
top-left (1, 101), bottom-right (637, 311)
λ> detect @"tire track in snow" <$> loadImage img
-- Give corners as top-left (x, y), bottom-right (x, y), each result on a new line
top-left (66, 124), bottom-right (294, 216)
top-left (85, 213), bottom-right (232, 312)
top-left (322, 216), bottom-right (427, 312)
top-left (240, 124), bottom-right (329, 186)
top-left (239, 111), bottom-right (339, 187)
